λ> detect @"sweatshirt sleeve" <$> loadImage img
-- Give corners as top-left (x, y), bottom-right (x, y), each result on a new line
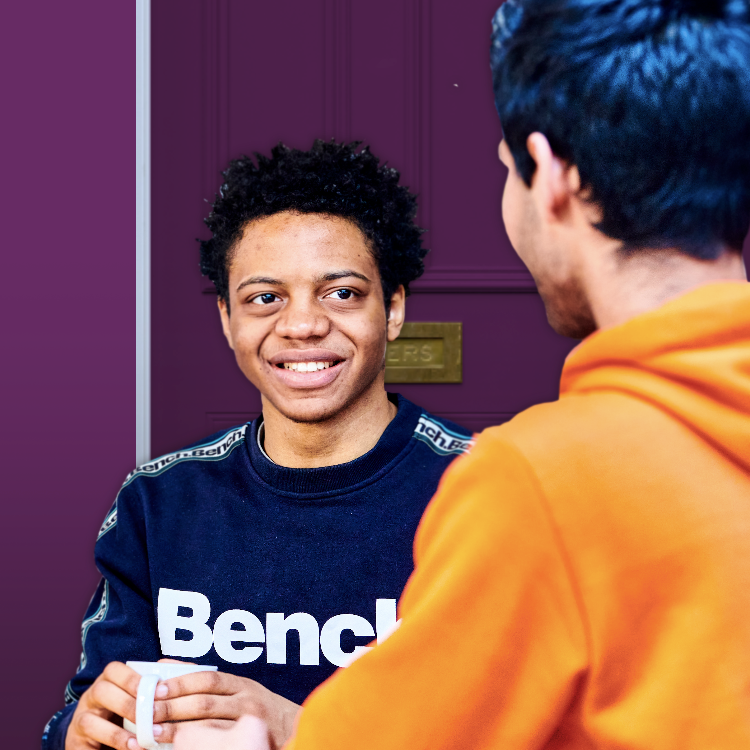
top-left (286, 433), bottom-right (589, 750)
top-left (42, 479), bottom-right (161, 750)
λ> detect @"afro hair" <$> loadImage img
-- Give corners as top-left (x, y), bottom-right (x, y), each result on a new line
top-left (200, 139), bottom-right (428, 309)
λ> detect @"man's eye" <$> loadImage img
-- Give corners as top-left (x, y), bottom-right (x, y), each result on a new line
top-left (328, 289), bottom-right (355, 300)
top-left (251, 293), bottom-right (280, 305)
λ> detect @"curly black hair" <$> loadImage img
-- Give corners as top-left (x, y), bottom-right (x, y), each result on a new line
top-left (200, 139), bottom-right (428, 310)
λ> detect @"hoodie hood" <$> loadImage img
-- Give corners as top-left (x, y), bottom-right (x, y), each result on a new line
top-left (560, 281), bottom-right (750, 472)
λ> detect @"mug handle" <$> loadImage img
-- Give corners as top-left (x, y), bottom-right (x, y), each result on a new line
top-left (135, 673), bottom-right (160, 749)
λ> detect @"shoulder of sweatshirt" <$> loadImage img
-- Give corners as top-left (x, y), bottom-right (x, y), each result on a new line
top-left (125, 423), bottom-right (249, 485)
top-left (91, 424), bottom-right (250, 541)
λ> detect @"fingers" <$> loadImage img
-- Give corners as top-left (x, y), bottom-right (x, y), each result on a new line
top-left (75, 662), bottom-right (141, 731)
top-left (156, 669), bottom-right (237, 700)
top-left (71, 709), bottom-right (138, 750)
top-left (100, 661), bottom-right (143, 699)
top-left (153, 691), bottom-right (255, 724)
top-left (87, 677), bottom-right (137, 723)
top-left (67, 664), bottom-right (144, 750)
top-left (173, 716), bottom-right (270, 750)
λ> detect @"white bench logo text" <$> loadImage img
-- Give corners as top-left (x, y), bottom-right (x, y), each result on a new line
top-left (157, 588), bottom-right (401, 668)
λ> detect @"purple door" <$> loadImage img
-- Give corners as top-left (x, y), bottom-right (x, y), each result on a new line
top-left (152, 0), bottom-right (750, 451)
top-left (151, 0), bottom-right (577, 454)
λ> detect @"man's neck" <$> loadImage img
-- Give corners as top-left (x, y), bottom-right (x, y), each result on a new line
top-left (260, 387), bottom-right (398, 469)
top-left (585, 244), bottom-right (747, 332)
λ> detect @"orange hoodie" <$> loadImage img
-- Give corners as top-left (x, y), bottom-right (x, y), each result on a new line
top-left (286, 281), bottom-right (750, 750)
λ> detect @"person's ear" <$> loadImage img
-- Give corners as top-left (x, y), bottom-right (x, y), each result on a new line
top-left (386, 285), bottom-right (406, 342)
top-left (217, 298), bottom-right (235, 351)
top-left (526, 132), bottom-right (580, 224)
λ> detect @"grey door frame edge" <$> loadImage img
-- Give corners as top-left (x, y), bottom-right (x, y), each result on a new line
top-left (136, 0), bottom-right (151, 466)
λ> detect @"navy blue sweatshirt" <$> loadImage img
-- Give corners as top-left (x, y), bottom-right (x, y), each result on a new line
top-left (43, 395), bottom-right (472, 749)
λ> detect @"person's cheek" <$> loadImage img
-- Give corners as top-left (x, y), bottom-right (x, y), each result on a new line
top-left (502, 179), bottom-right (519, 250)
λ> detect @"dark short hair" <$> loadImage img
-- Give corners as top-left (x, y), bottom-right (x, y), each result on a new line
top-left (491, 0), bottom-right (750, 258)
top-left (200, 139), bottom-right (427, 308)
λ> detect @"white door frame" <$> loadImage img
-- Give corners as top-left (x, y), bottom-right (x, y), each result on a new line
top-left (136, 0), bottom-right (151, 466)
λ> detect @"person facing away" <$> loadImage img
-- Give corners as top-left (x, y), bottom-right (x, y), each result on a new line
top-left (174, 1), bottom-right (750, 749)
top-left (43, 140), bottom-right (473, 750)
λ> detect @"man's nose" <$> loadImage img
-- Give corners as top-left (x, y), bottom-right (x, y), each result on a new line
top-left (274, 296), bottom-right (331, 340)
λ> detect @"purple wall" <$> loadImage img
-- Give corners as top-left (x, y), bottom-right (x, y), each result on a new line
top-left (0, 2), bottom-right (747, 748)
top-left (0, 2), bottom-right (133, 746)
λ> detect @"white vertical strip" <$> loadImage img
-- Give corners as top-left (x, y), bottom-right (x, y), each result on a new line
top-left (136, 0), bottom-right (151, 466)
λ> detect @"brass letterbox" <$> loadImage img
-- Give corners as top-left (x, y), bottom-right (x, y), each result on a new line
top-left (385, 322), bottom-right (462, 384)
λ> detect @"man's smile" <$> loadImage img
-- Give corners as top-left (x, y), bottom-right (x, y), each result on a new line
top-left (267, 349), bottom-right (347, 388)
top-left (281, 361), bottom-right (337, 372)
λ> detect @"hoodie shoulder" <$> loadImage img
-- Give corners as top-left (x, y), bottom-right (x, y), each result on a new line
top-left (496, 391), bottom-right (677, 464)
top-left (493, 387), bottom-right (749, 523)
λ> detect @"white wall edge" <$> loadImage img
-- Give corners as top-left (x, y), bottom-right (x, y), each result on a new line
top-left (136, 0), bottom-right (151, 466)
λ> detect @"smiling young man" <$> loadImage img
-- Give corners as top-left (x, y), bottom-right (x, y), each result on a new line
top-left (43, 140), bottom-right (472, 750)
top-left (176, 1), bottom-right (750, 748)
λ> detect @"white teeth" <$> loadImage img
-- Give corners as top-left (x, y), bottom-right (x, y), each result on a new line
top-left (282, 361), bottom-right (334, 372)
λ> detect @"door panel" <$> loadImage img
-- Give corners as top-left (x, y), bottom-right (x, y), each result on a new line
top-left (152, 0), bottom-right (577, 457)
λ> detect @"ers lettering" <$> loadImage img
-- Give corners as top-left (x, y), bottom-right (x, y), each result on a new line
top-left (157, 588), bottom-right (401, 668)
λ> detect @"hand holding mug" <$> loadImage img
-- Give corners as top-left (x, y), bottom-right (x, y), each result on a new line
top-left (65, 660), bottom-right (218, 750)
top-left (65, 661), bottom-right (142, 750)
top-left (122, 661), bottom-right (218, 749)
top-left (149, 662), bottom-right (300, 750)
top-left (65, 659), bottom-right (298, 750)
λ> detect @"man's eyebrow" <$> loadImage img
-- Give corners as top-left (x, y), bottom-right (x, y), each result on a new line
top-left (318, 270), bottom-right (371, 283)
top-left (235, 270), bottom-right (370, 293)
top-left (235, 276), bottom-right (283, 293)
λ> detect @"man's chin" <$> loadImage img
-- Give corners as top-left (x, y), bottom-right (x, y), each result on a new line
top-left (539, 286), bottom-right (598, 340)
top-left (547, 309), bottom-right (598, 340)
top-left (259, 367), bottom-right (386, 426)
top-left (266, 394), bottom-right (349, 425)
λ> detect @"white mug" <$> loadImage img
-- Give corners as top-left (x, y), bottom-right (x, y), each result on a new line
top-left (123, 661), bottom-right (218, 750)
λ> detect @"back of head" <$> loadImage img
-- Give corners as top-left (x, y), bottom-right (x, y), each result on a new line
top-left (491, 0), bottom-right (750, 258)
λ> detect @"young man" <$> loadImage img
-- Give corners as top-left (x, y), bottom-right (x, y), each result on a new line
top-left (43, 140), bottom-right (472, 750)
top-left (176, 1), bottom-right (750, 748)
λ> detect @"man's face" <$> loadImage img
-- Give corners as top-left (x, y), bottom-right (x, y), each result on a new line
top-left (499, 139), bottom-right (596, 339)
top-left (219, 211), bottom-right (403, 424)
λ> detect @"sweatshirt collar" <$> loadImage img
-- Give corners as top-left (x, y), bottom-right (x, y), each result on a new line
top-left (246, 394), bottom-right (422, 495)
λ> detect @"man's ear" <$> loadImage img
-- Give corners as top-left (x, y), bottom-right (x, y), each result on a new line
top-left (217, 298), bottom-right (235, 351)
top-left (526, 132), bottom-right (580, 224)
top-left (386, 285), bottom-right (406, 342)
